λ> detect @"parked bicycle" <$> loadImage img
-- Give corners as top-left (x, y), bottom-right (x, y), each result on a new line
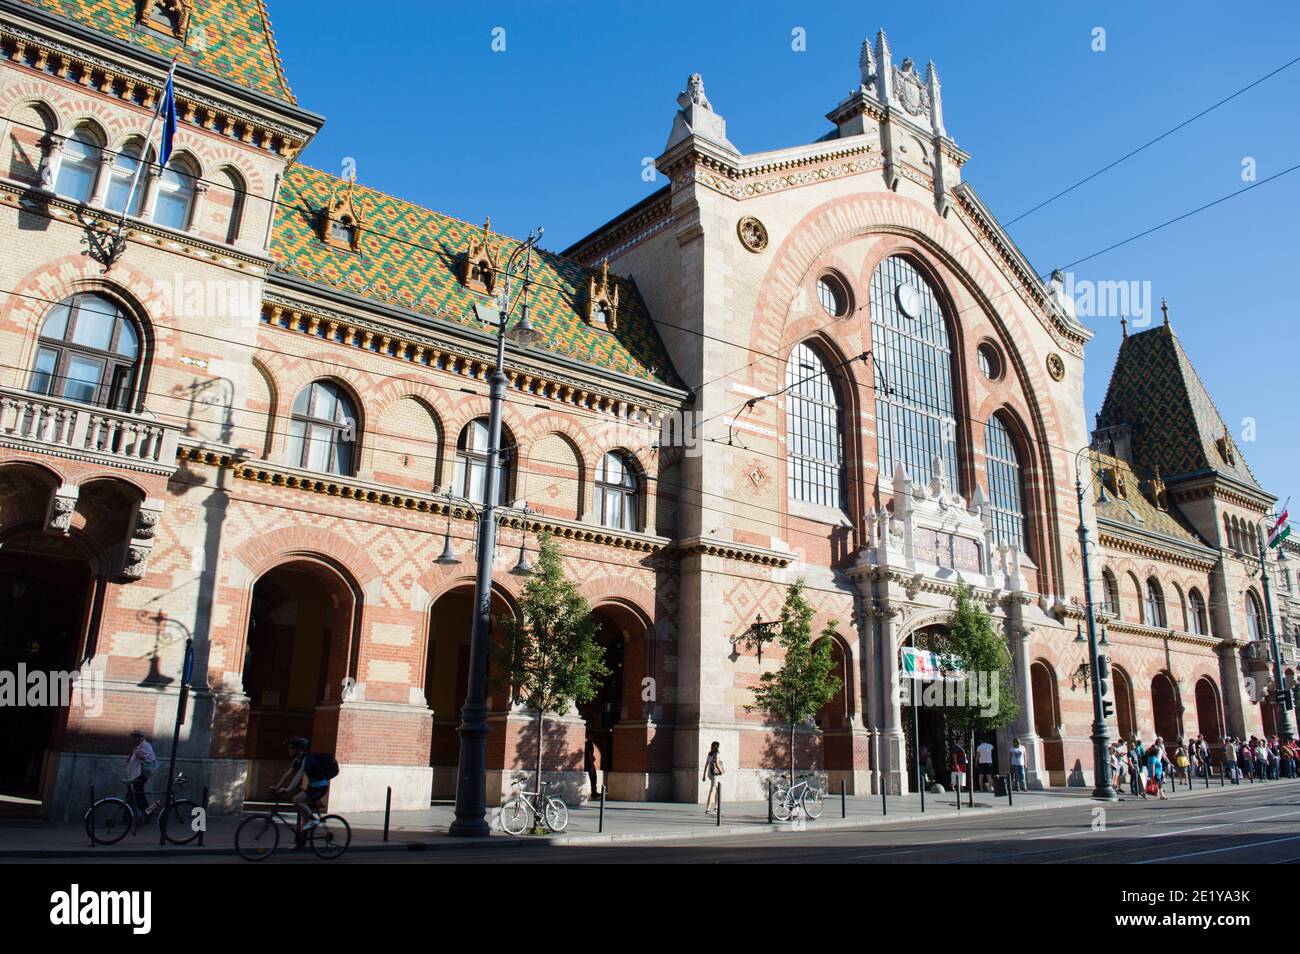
top-left (499, 775), bottom-right (569, 834)
top-left (234, 796), bottom-right (351, 861)
top-left (770, 774), bottom-right (825, 821)
top-left (85, 772), bottom-right (201, 846)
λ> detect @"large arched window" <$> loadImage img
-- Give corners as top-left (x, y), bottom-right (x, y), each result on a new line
top-left (218, 166), bottom-right (246, 244)
top-left (870, 255), bottom-right (958, 487)
top-left (1246, 591), bottom-right (1264, 640)
top-left (1145, 579), bottom-right (1166, 629)
top-left (985, 413), bottom-right (1027, 553)
top-left (104, 139), bottom-right (151, 217)
top-left (53, 123), bottom-right (102, 203)
top-left (287, 380), bottom-right (357, 475)
top-left (785, 341), bottom-right (843, 508)
top-left (596, 451), bottom-right (639, 531)
top-left (1188, 588), bottom-right (1208, 636)
top-left (29, 293), bottom-right (140, 409)
top-left (154, 154), bottom-right (198, 230)
top-left (454, 418), bottom-right (511, 506)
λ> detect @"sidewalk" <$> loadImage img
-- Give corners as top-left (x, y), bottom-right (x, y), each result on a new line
top-left (0, 772), bottom-right (1250, 859)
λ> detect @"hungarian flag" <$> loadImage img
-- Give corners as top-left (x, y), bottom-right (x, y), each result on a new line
top-left (1269, 504), bottom-right (1291, 548)
top-left (900, 647), bottom-right (965, 682)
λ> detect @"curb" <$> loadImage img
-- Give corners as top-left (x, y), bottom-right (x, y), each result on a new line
top-left (0, 778), bottom-right (1241, 858)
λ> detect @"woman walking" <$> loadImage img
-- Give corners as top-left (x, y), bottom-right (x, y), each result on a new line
top-left (1148, 741), bottom-right (1168, 800)
top-left (703, 740), bottom-right (724, 814)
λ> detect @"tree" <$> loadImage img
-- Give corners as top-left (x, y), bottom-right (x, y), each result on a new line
top-left (745, 579), bottom-right (843, 784)
top-left (493, 533), bottom-right (609, 809)
top-left (944, 583), bottom-right (1020, 802)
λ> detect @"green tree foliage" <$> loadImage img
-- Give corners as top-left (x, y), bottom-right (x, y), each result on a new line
top-left (493, 533), bottom-right (609, 795)
top-left (744, 579), bottom-right (843, 782)
top-left (944, 583), bottom-right (1020, 739)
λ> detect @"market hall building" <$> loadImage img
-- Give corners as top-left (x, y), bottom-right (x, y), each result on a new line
top-left (0, 0), bottom-right (1294, 818)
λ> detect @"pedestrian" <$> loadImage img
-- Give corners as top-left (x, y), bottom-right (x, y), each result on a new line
top-left (1174, 742), bottom-right (1191, 786)
top-left (703, 740), bottom-right (723, 814)
top-left (584, 738), bottom-right (601, 799)
top-left (1125, 740), bottom-right (1142, 797)
top-left (1254, 738), bottom-right (1268, 781)
top-left (1009, 737), bottom-right (1028, 792)
top-left (1133, 737), bottom-right (1148, 798)
top-left (1238, 738), bottom-right (1252, 781)
top-left (1147, 741), bottom-right (1167, 800)
top-left (951, 742), bottom-right (968, 794)
top-left (1223, 738), bottom-right (1240, 783)
top-left (1109, 742), bottom-right (1122, 792)
top-left (975, 738), bottom-right (995, 792)
top-left (125, 729), bottom-right (158, 821)
top-left (918, 743), bottom-right (934, 786)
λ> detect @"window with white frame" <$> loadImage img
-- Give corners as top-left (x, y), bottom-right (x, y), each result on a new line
top-left (453, 418), bottom-right (510, 506)
top-left (985, 413), bottom-right (1027, 553)
top-left (785, 341), bottom-right (843, 508)
top-left (53, 124), bottom-right (102, 203)
top-left (287, 380), bottom-right (357, 475)
top-left (596, 451), bottom-right (639, 531)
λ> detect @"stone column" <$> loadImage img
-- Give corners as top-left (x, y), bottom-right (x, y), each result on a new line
top-left (1215, 639), bottom-right (1250, 740)
top-left (188, 181), bottom-right (209, 233)
top-left (38, 135), bottom-right (63, 191)
top-left (1009, 620), bottom-right (1048, 789)
top-left (877, 602), bottom-right (907, 795)
top-left (89, 151), bottom-right (114, 207)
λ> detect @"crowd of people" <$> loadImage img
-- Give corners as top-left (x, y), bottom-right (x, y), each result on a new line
top-left (1107, 733), bottom-right (1299, 797)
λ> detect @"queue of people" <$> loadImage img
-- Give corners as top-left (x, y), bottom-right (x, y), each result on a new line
top-left (1110, 732), bottom-right (1299, 796)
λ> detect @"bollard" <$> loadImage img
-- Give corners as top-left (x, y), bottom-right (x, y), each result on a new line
top-left (841, 779), bottom-right (846, 819)
top-left (88, 785), bottom-right (95, 848)
top-left (383, 786), bottom-right (391, 842)
top-left (881, 778), bottom-right (887, 817)
top-left (199, 786), bottom-right (209, 847)
top-left (599, 786), bottom-right (606, 834)
top-left (1205, 766), bottom-right (1209, 790)
top-left (1220, 764), bottom-right (1225, 787)
top-left (956, 779), bottom-right (961, 812)
top-left (768, 780), bottom-right (774, 824)
top-left (1007, 774), bottom-right (1013, 807)
top-left (716, 783), bottom-right (722, 827)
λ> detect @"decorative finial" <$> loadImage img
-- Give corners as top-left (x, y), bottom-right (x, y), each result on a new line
top-left (859, 38), bottom-right (877, 86)
top-left (1161, 297), bottom-right (1169, 327)
top-left (1120, 314), bottom-right (1128, 338)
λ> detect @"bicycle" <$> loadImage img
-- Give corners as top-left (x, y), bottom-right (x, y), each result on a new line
top-left (84, 772), bottom-right (201, 846)
top-left (499, 775), bottom-right (569, 835)
top-left (234, 794), bottom-right (351, 861)
top-left (770, 774), bottom-right (825, 821)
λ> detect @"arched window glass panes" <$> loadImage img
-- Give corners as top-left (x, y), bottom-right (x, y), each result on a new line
top-left (1188, 589), bottom-right (1207, 636)
top-left (1102, 571), bottom-right (1121, 618)
top-left (785, 342), bottom-right (843, 508)
top-left (596, 452), bottom-right (638, 531)
top-left (29, 294), bottom-right (139, 409)
top-left (1145, 580), bottom-right (1166, 629)
top-left (1246, 592), bottom-right (1264, 640)
top-left (154, 156), bottom-right (197, 230)
top-left (454, 418), bottom-right (510, 506)
top-left (985, 414), bottom-right (1026, 553)
top-left (104, 140), bottom-right (150, 216)
top-left (871, 256), bottom-right (958, 488)
top-left (287, 380), bottom-right (356, 475)
top-left (54, 125), bottom-right (101, 203)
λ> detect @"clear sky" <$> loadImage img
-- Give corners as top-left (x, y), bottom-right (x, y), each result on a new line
top-left (269, 0), bottom-right (1299, 503)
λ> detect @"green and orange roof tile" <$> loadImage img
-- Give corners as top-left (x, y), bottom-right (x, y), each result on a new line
top-left (18, 0), bottom-right (296, 103)
top-left (270, 164), bottom-right (682, 389)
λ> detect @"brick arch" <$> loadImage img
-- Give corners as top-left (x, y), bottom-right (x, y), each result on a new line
top-left (246, 357), bottom-right (279, 459)
top-left (583, 577), bottom-right (656, 624)
top-left (361, 390), bottom-right (445, 490)
top-left (518, 427), bottom-right (586, 520)
top-left (0, 80), bottom-right (65, 129)
top-left (274, 361), bottom-right (368, 471)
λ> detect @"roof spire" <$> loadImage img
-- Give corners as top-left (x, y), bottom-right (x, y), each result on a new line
top-left (1161, 297), bottom-right (1170, 327)
top-left (1120, 314), bottom-right (1127, 338)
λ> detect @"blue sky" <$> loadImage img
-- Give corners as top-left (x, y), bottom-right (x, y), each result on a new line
top-left (270, 0), bottom-right (1299, 502)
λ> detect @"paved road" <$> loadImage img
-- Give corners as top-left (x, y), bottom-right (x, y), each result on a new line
top-left (38, 779), bottom-right (1300, 864)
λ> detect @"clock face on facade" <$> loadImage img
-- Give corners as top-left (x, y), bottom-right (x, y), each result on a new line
top-left (896, 282), bottom-right (921, 318)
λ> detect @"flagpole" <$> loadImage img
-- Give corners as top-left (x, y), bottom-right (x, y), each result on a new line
top-left (111, 59), bottom-right (176, 250)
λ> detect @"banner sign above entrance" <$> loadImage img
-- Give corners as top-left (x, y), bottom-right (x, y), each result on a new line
top-left (900, 646), bottom-right (966, 682)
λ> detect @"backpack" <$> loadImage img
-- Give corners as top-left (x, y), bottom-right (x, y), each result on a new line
top-left (306, 752), bottom-right (339, 782)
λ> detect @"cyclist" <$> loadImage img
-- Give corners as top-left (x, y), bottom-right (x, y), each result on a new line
top-left (125, 729), bottom-right (158, 823)
top-left (272, 737), bottom-right (333, 846)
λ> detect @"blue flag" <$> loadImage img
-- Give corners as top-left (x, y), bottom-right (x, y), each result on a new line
top-left (159, 64), bottom-right (177, 168)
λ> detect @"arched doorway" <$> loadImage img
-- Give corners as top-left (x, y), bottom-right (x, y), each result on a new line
top-left (815, 636), bottom-right (855, 789)
top-left (1151, 672), bottom-right (1180, 744)
top-left (1194, 677), bottom-right (1223, 743)
top-left (424, 583), bottom-right (514, 799)
top-left (1113, 666), bottom-right (1136, 743)
top-left (579, 601), bottom-right (657, 799)
top-left (0, 528), bottom-right (93, 796)
top-left (242, 560), bottom-right (358, 800)
top-left (900, 625), bottom-right (963, 794)
top-left (1030, 661), bottom-right (1065, 783)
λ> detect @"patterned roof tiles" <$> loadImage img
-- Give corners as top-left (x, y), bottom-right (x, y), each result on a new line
top-left (1093, 452), bottom-right (1208, 549)
top-left (269, 164), bottom-right (681, 389)
top-left (1096, 323), bottom-right (1261, 489)
top-left (18, 0), bottom-right (296, 103)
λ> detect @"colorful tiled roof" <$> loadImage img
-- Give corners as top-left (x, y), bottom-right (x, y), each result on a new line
top-left (269, 164), bottom-right (681, 389)
top-left (18, 0), bottom-right (295, 103)
top-left (1093, 453), bottom-right (1209, 549)
top-left (1095, 322), bottom-right (1261, 489)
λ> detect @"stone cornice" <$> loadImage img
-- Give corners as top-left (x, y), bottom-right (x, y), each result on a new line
top-left (0, 23), bottom-right (311, 157)
top-left (1100, 620), bottom-right (1220, 650)
top-left (673, 535), bottom-right (792, 568)
top-left (1168, 475), bottom-right (1274, 513)
top-left (1097, 523), bottom-right (1217, 572)
top-left (0, 179), bottom-right (272, 274)
top-left (259, 295), bottom-right (686, 425)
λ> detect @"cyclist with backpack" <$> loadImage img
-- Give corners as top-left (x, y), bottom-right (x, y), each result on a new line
top-left (272, 737), bottom-right (339, 846)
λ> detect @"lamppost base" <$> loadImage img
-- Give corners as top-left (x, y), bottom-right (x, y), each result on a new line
top-left (448, 817), bottom-right (492, 838)
top-left (1091, 785), bottom-right (1119, 802)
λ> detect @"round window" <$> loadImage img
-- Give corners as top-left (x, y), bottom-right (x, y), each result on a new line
top-left (817, 274), bottom-right (849, 318)
top-left (977, 343), bottom-right (1003, 380)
